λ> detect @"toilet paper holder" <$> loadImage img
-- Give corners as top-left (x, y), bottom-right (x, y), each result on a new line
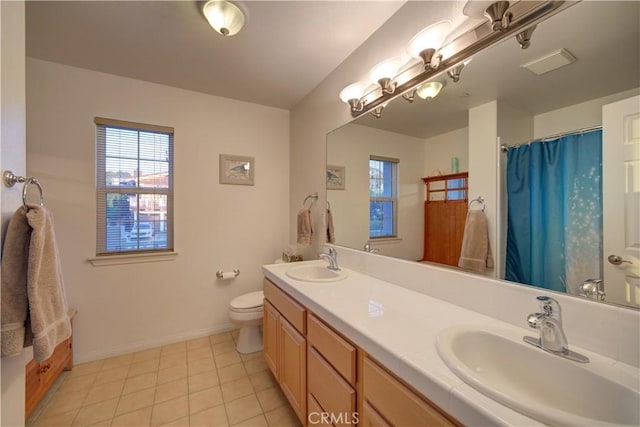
top-left (216, 269), bottom-right (240, 279)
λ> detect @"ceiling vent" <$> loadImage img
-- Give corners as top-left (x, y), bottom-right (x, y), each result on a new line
top-left (521, 48), bottom-right (577, 75)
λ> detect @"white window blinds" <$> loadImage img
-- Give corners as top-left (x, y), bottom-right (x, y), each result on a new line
top-left (95, 117), bottom-right (174, 255)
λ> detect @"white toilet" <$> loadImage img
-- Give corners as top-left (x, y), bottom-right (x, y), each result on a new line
top-left (228, 291), bottom-right (264, 354)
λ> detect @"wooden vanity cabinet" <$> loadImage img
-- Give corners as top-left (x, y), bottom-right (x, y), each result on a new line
top-left (362, 356), bottom-right (460, 427)
top-left (263, 279), bottom-right (307, 424)
top-left (307, 314), bottom-right (358, 427)
top-left (263, 277), bottom-right (461, 427)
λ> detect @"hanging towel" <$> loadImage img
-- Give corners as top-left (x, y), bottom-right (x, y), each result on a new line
top-left (1, 207), bottom-right (31, 358)
top-left (326, 209), bottom-right (335, 244)
top-left (297, 208), bottom-right (314, 245)
top-left (458, 209), bottom-right (494, 273)
top-left (25, 205), bottom-right (71, 361)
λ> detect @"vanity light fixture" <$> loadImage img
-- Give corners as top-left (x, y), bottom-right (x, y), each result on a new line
top-left (369, 57), bottom-right (405, 94)
top-left (203, 0), bottom-right (246, 37)
top-left (339, 82), bottom-right (369, 113)
top-left (416, 81), bottom-right (444, 100)
top-left (338, 1), bottom-right (573, 119)
top-left (407, 21), bottom-right (451, 70)
top-left (484, 0), bottom-right (512, 31)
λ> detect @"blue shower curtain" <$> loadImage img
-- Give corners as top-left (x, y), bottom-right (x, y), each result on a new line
top-left (505, 130), bottom-right (602, 293)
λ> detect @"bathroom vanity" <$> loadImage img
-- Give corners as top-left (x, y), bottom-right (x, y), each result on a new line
top-left (262, 259), bottom-right (640, 426)
top-left (262, 275), bottom-right (458, 426)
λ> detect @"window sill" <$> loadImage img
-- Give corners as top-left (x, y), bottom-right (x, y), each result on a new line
top-left (88, 251), bottom-right (179, 267)
top-left (368, 237), bottom-right (403, 245)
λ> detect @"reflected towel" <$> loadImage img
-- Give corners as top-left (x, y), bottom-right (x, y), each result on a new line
top-left (1, 207), bottom-right (30, 358)
top-left (458, 209), bottom-right (494, 273)
top-left (297, 208), bottom-right (314, 245)
top-left (25, 205), bottom-right (71, 361)
top-left (326, 209), bottom-right (335, 244)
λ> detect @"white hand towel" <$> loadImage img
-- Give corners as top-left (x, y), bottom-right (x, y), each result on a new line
top-left (1, 207), bottom-right (30, 358)
top-left (458, 209), bottom-right (494, 272)
top-left (297, 208), bottom-right (314, 245)
top-left (25, 205), bottom-right (71, 361)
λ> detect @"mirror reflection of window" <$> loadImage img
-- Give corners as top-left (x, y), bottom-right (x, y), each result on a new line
top-left (369, 156), bottom-right (399, 238)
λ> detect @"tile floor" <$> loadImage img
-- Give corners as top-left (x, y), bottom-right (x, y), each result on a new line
top-left (27, 331), bottom-right (301, 427)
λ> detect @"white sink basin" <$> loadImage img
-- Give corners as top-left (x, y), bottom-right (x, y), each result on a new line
top-left (437, 325), bottom-right (640, 426)
top-left (285, 264), bottom-right (348, 282)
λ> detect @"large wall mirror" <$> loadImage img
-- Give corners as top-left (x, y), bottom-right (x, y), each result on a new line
top-left (326, 1), bottom-right (640, 309)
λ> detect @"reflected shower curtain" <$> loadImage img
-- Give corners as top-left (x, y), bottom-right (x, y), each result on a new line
top-left (505, 130), bottom-right (602, 294)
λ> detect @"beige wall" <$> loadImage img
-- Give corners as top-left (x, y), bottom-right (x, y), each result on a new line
top-left (423, 127), bottom-right (469, 177)
top-left (1, 1), bottom-right (27, 425)
top-left (26, 58), bottom-right (290, 362)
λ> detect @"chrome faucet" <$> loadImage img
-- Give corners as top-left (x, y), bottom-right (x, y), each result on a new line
top-left (579, 279), bottom-right (605, 301)
top-left (363, 243), bottom-right (380, 254)
top-left (524, 296), bottom-right (589, 363)
top-left (320, 247), bottom-right (340, 271)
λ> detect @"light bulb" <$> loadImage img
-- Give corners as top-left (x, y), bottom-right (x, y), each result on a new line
top-left (339, 82), bottom-right (367, 104)
top-left (407, 21), bottom-right (451, 59)
top-left (369, 57), bottom-right (404, 85)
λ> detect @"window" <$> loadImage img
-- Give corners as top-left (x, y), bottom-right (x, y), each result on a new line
top-left (95, 117), bottom-right (173, 255)
top-left (369, 156), bottom-right (398, 238)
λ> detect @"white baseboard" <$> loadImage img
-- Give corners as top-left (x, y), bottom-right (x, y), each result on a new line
top-left (74, 322), bottom-right (237, 364)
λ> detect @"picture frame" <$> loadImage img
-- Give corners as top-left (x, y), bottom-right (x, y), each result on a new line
top-left (326, 165), bottom-right (345, 190)
top-left (219, 154), bottom-right (254, 186)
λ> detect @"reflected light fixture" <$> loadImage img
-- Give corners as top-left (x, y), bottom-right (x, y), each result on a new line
top-left (203, 0), bottom-right (246, 36)
top-left (407, 21), bottom-right (451, 70)
top-left (447, 58), bottom-right (472, 83)
top-left (416, 81), bottom-right (444, 100)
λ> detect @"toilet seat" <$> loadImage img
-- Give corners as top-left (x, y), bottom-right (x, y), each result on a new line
top-left (230, 291), bottom-right (264, 311)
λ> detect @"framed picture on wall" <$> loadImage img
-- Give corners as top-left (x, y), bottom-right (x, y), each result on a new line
top-left (219, 154), bottom-right (254, 185)
top-left (327, 165), bottom-right (345, 190)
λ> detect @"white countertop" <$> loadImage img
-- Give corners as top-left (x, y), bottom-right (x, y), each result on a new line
top-left (262, 260), bottom-right (633, 427)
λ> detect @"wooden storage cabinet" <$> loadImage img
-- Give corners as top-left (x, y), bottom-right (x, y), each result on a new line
top-left (362, 356), bottom-right (460, 427)
top-left (25, 333), bottom-right (73, 418)
top-left (263, 279), bottom-right (307, 425)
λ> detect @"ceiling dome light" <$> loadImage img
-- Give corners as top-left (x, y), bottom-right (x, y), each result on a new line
top-left (416, 81), bottom-right (444, 100)
top-left (407, 21), bottom-right (451, 68)
top-left (203, 0), bottom-right (246, 37)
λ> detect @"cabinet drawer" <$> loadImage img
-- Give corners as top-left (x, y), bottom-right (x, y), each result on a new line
top-left (308, 313), bottom-right (356, 386)
top-left (308, 347), bottom-right (356, 427)
top-left (264, 278), bottom-right (306, 334)
top-left (363, 357), bottom-right (458, 427)
top-left (361, 400), bottom-right (391, 427)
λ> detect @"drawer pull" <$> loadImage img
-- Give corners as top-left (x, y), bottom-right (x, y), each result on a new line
top-left (39, 363), bottom-right (51, 374)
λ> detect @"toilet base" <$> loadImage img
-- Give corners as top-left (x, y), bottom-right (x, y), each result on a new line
top-left (236, 325), bottom-right (263, 354)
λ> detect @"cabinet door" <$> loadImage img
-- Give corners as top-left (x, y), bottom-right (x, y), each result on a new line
top-left (279, 316), bottom-right (307, 425)
top-left (361, 401), bottom-right (391, 427)
top-left (263, 300), bottom-right (279, 379)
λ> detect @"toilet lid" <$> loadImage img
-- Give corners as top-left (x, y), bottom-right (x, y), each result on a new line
top-left (230, 291), bottom-right (264, 310)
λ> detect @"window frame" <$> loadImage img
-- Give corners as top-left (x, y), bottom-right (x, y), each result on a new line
top-left (95, 117), bottom-right (174, 256)
top-left (369, 155), bottom-right (399, 239)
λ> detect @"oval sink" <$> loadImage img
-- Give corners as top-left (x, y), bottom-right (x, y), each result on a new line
top-left (286, 265), bottom-right (348, 282)
top-left (437, 325), bottom-right (640, 426)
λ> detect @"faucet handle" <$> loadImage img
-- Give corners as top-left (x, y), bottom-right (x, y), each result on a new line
top-left (536, 296), bottom-right (561, 321)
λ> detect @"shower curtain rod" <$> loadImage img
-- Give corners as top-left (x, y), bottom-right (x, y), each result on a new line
top-left (500, 125), bottom-right (603, 152)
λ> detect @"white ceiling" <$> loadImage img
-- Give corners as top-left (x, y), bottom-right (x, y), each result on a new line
top-left (26, 1), bottom-right (405, 109)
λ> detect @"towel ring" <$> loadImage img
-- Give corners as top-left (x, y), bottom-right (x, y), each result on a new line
top-left (469, 196), bottom-right (485, 211)
top-left (303, 192), bottom-right (318, 208)
top-left (22, 177), bottom-right (45, 209)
